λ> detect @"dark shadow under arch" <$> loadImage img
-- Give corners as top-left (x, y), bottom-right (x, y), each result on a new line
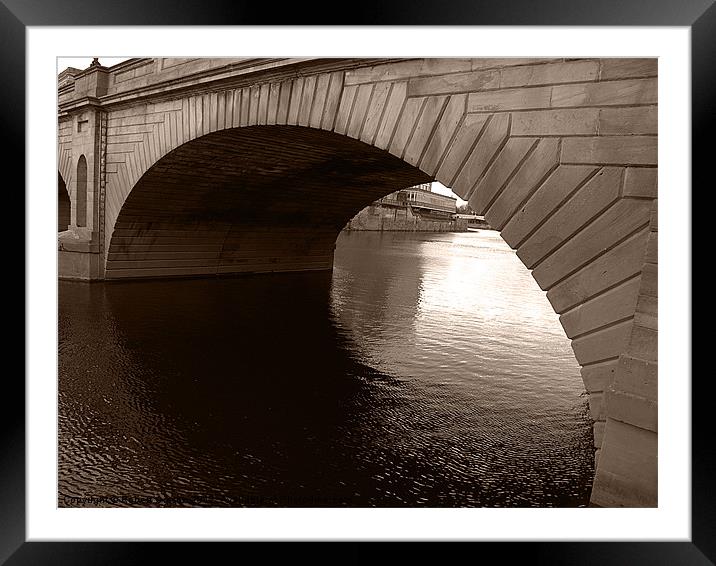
top-left (107, 125), bottom-right (432, 279)
top-left (58, 172), bottom-right (70, 232)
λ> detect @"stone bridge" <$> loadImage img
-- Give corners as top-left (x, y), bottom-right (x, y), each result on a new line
top-left (57, 57), bottom-right (658, 508)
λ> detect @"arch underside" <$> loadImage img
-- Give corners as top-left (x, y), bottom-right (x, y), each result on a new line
top-left (107, 126), bottom-right (430, 279)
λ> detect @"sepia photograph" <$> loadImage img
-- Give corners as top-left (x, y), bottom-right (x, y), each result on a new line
top-left (56, 55), bottom-right (658, 510)
top-left (9, 10), bottom-right (702, 561)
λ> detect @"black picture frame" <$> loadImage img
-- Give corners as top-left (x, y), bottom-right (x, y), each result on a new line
top-left (7, 1), bottom-right (704, 563)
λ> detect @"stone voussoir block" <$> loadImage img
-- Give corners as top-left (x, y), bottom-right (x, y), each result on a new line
top-left (511, 108), bottom-right (600, 136)
top-left (581, 359), bottom-right (619, 394)
top-left (561, 136), bottom-right (657, 165)
top-left (560, 275), bottom-right (642, 339)
top-left (499, 59), bottom-right (599, 89)
top-left (590, 418), bottom-right (657, 507)
top-left (623, 167), bottom-right (658, 198)
top-left (604, 388), bottom-right (658, 432)
top-left (599, 58), bottom-right (658, 80)
top-left (551, 78), bottom-right (657, 108)
top-left (598, 106), bottom-right (657, 135)
top-left (571, 319), bottom-right (634, 366)
top-left (612, 354), bottom-right (657, 399)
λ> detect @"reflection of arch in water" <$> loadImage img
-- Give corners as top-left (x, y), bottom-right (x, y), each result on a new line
top-left (58, 172), bottom-right (71, 232)
top-left (330, 231), bottom-right (427, 341)
top-left (97, 274), bottom-right (571, 507)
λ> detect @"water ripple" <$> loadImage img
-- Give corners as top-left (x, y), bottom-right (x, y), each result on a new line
top-left (59, 230), bottom-right (593, 507)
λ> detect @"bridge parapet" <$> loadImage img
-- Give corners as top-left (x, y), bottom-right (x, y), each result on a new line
top-left (58, 58), bottom-right (412, 110)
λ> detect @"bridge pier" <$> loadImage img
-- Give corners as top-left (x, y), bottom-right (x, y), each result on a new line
top-left (58, 232), bottom-right (103, 281)
top-left (58, 248), bottom-right (103, 281)
top-left (58, 60), bottom-right (109, 281)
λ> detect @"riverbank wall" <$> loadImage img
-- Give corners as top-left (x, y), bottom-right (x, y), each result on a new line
top-left (344, 204), bottom-right (469, 232)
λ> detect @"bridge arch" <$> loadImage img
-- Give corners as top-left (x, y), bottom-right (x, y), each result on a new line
top-left (107, 125), bottom-right (431, 278)
top-left (58, 171), bottom-right (70, 232)
top-left (91, 58), bottom-right (657, 506)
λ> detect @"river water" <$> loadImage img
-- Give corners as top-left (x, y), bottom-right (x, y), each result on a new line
top-left (58, 230), bottom-right (594, 508)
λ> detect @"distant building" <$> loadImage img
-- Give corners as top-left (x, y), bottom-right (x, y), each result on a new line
top-left (453, 213), bottom-right (494, 230)
top-left (385, 184), bottom-right (458, 216)
top-left (344, 184), bottom-right (467, 232)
